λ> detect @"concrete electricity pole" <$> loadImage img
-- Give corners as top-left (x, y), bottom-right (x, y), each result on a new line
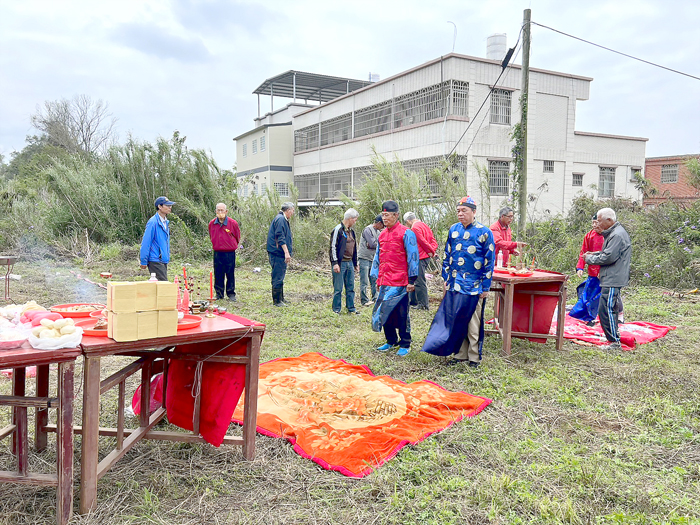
top-left (519, 8), bottom-right (531, 238)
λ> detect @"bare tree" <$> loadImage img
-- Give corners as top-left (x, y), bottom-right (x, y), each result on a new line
top-left (30, 95), bottom-right (117, 155)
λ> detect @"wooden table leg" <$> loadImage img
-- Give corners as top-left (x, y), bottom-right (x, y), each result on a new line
top-left (556, 283), bottom-right (567, 351)
top-left (36, 364), bottom-right (50, 452)
top-left (12, 368), bottom-right (28, 475)
top-left (501, 284), bottom-right (515, 355)
top-left (139, 358), bottom-right (152, 429)
top-left (79, 356), bottom-right (101, 514)
top-left (242, 333), bottom-right (261, 460)
top-left (57, 362), bottom-right (74, 525)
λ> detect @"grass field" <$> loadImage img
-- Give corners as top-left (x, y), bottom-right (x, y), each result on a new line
top-left (1, 258), bottom-right (699, 525)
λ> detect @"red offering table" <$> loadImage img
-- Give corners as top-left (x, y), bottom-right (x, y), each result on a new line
top-left (487, 269), bottom-right (568, 355)
top-left (75, 314), bottom-right (265, 514)
top-left (0, 344), bottom-right (79, 525)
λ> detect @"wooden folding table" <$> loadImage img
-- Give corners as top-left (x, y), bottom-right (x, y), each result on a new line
top-left (0, 344), bottom-right (78, 525)
top-left (487, 269), bottom-right (568, 355)
top-left (75, 315), bottom-right (264, 514)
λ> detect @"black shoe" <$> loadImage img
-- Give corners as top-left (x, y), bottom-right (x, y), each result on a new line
top-left (586, 321), bottom-right (596, 327)
top-left (446, 357), bottom-right (469, 366)
top-left (468, 361), bottom-right (480, 368)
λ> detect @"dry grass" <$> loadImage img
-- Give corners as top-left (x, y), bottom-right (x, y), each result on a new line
top-left (1, 259), bottom-right (699, 525)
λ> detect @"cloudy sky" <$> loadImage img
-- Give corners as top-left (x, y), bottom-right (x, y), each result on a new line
top-left (1, 0), bottom-right (698, 170)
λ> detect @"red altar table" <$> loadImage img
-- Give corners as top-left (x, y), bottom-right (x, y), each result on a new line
top-left (0, 345), bottom-right (78, 525)
top-left (488, 269), bottom-right (568, 355)
top-left (70, 315), bottom-right (264, 514)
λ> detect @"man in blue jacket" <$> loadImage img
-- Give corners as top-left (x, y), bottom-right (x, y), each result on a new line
top-left (267, 202), bottom-right (294, 306)
top-left (140, 196), bottom-right (174, 281)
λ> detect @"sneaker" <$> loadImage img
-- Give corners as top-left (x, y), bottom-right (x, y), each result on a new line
top-left (228, 296), bottom-right (237, 302)
top-left (618, 314), bottom-right (625, 324)
top-left (274, 302), bottom-right (288, 308)
top-left (376, 343), bottom-right (395, 352)
top-left (396, 347), bottom-right (410, 357)
top-left (361, 301), bottom-right (372, 307)
top-left (600, 341), bottom-right (622, 352)
top-left (333, 311), bottom-right (341, 315)
top-left (349, 310), bottom-right (361, 315)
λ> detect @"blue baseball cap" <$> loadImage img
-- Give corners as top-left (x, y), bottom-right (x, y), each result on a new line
top-left (155, 196), bottom-right (175, 209)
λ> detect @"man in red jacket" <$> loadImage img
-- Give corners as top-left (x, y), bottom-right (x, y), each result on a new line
top-left (403, 211), bottom-right (438, 310)
top-left (208, 203), bottom-right (241, 301)
top-left (490, 206), bottom-right (527, 265)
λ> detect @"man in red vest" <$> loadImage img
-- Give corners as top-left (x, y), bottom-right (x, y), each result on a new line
top-left (490, 206), bottom-right (527, 265)
top-left (208, 203), bottom-right (241, 301)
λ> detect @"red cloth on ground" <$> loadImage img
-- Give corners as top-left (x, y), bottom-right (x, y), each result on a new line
top-left (550, 315), bottom-right (675, 351)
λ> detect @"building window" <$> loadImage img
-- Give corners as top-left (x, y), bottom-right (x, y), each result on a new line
top-left (661, 164), bottom-right (678, 184)
top-left (294, 124), bottom-right (320, 152)
top-left (261, 183), bottom-right (267, 195)
top-left (260, 135), bottom-right (266, 152)
top-left (490, 89), bottom-right (511, 125)
top-left (242, 185), bottom-right (249, 197)
top-left (242, 144), bottom-right (247, 157)
top-left (321, 113), bottom-right (352, 146)
top-left (598, 167), bottom-right (616, 198)
top-left (543, 160), bottom-right (554, 173)
top-left (354, 100), bottom-right (392, 138)
top-left (488, 160), bottom-right (510, 196)
top-left (630, 167), bottom-right (642, 182)
top-left (252, 139), bottom-right (258, 154)
top-left (273, 182), bottom-right (289, 196)
top-left (572, 173), bottom-right (583, 186)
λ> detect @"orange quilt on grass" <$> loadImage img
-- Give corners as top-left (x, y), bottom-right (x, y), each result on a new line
top-left (232, 352), bottom-right (491, 477)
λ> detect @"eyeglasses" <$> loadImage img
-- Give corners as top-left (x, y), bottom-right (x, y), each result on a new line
top-left (504, 214), bottom-right (514, 219)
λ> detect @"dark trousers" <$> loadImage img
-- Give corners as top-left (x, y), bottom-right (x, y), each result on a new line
top-left (213, 251), bottom-right (236, 299)
top-left (383, 293), bottom-right (411, 348)
top-left (599, 286), bottom-right (622, 343)
top-left (269, 254), bottom-right (287, 289)
top-left (147, 262), bottom-right (168, 281)
top-left (332, 261), bottom-right (356, 312)
top-left (409, 258), bottom-right (430, 308)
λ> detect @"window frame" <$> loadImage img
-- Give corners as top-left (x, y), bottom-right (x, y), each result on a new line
top-left (660, 164), bottom-right (678, 184)
top-left (598, 166), bottom-right (616, 198)
top-left (490, 89), bottom-right (512, 125)
top-left (488, 160), bottom-right (510, 196)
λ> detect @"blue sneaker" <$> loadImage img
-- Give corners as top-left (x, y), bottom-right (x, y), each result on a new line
top-left (396, 347), bottom-right (410, 357)
top-left (376, 343), bottom-right (395, 352)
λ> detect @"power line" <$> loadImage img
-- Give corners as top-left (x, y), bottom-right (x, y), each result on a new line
top-left (532, 21), bottom-right (700, 82)
top-left (447, 27), bottom-right (524, 157)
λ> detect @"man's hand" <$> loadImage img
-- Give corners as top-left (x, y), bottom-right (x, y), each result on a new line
top-left (407, 284), bottom-right (415, 292)
top-left (516, 242), bottom-right (528, 248)
top-left (285, 255), bottom-right (292, 264)
top-left (333, 264), bottom-right (340, 274)
top-left (140, 264), bottom-right (147, 270)
top-left (577, 269), bottom-right (585, 278)
top-left (513, 249), bottom-right (521, 256)
top-left (479, 291), bottom-right (489, 298)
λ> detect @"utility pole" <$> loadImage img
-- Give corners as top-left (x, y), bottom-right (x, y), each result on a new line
top-left (518, 8), bottom-right (531, 239)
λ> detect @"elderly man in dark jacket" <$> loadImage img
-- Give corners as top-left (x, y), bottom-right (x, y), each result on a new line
top-left (267, 202), bottom-right (294, 306)
top-left (329, 208), bottom-right (360, 314)
top-left (584, 207), bottom-right (631, 351)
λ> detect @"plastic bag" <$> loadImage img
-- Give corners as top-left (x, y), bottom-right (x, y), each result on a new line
top-left (28, 327), bottom-right (83, 350)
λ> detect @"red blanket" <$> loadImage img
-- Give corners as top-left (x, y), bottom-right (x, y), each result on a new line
top-left (553, 315), bottom-right (675, 351)
top-left (232, 352), bottom-right (491, 477)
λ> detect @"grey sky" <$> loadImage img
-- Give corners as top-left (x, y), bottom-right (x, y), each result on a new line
top-left (1, 0), bottom-right (698, 170)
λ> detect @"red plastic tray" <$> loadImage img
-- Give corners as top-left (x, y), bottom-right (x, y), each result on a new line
top-left (494, 267), bottom-right (510, 274)
top-left (75, 319), bottom-right (109, 337)
top-left (177, 314), bottom-right (203, 330)
top-left (89, 310), bottom-right (107, 319)
top-left (50, 303), bottom-right (106, 318)
top-left (508, 270), bottom-right (534, 277)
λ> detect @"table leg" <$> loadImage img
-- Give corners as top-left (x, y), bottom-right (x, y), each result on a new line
top-left (79, 356), bottom-right (101, 514)
top-left (139, 358), bottom-right (152, 428)
top-left (242, 333), bottom-right (261, 460)
top-left (12, 367), bottom-right (28, 474)
top-left (502, 284), bottom-right (515, 356)
top-left (556, 283), bottom-right (567, 351)
top-left (57, 362), bottom-right (74, 525)
top-left (36, 364), bottom-right (50, 452)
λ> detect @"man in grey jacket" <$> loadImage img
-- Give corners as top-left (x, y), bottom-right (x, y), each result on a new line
top-left (584, 207), bottom-right (631, 350)
top-left (358, 215), bottom-right (384, 306)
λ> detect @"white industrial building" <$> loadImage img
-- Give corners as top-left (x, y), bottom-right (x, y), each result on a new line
top-left (235, 42), bottom-right (647, 217)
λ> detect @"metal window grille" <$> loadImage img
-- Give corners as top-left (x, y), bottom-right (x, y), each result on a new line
top-left (451, 80), bottom-right (469, 117)
top-left (294, 124), bottom-right (320, 152)
top-left (242, 144), bottom-right (247, 157)
top-left (273, 182), bottom-right (289, 196)
top-left (260, 136), bottom-right (266, 152)
top-left (242, 185), bottom-right (249, 197)
top-left (543, 160), bottom-right (554, 173)
top-left (252, 140), bottom-right (258, 154)
top-left (321, 113), bottom-right (352, 146)
top-left (598, 167), bottom-right (616, 198)
top-left (661, 164), bottom-right (678, 183)
top-left (490, 89), bottom-right (511, 125)
top-left (393, 82), bottom-right (448, 129)
top-left (488, 160), bottom-right (510, 195)
top-left (354, 100), bottom-right (392, 138)
top-left (572, 173), bottom-right (583, 186)
top-left (402, 155), bottom-right (468, 194)
top-left (261, 183), bottom-right (267, 194)
top-left (319, 169), bottom-right (352, 198)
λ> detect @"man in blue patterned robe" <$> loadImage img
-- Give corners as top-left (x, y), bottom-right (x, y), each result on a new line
top-left (421, 197), bottom-right (495, 367)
